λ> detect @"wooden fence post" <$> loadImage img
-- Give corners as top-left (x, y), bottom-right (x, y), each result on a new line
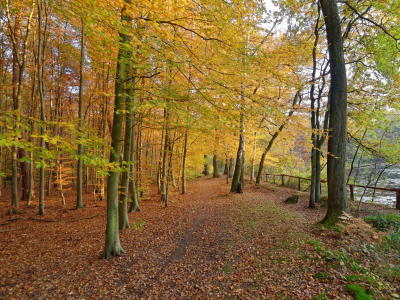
top-left (298, 178), bottom-right (301, 191)
top-left (281, 175), bottom-right (284, 187)
top-left (273, 175), bottom-right (275, 184)
top-left (396, 189), bottom-right (400, 210)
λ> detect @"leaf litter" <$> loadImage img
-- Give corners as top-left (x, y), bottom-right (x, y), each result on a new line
top-left (0, 176), bottom-right (399, 299)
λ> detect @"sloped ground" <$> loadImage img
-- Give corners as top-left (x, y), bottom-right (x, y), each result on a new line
top-left (0, 176), bottom-right (398, 299)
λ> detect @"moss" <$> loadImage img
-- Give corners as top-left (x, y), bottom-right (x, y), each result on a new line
top-left (285, 196), bottom-right (298, 204)
top-left (345, 284), bottom-right (373, 300)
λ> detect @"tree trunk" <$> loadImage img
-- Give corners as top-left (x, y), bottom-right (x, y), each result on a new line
top-left (319, 0), bottom-right (349, 226)
top-left (223, 159), bottom-right (228, 175)
top-left (76, 20), bottom-right (84, 208)
top-left (37, 0), bottom-right (47, 216)
top-left (119, 53), bottom-right (136, 229)
top-left (10, 13), bottom-right (21, 207)
top-left (212, 154), bottom-right (220, 178)
top-left (240, 154), bottom-right (245, 187)
top-left (315, 148), bottom-right (321, 203)
top-left (160, 109), bottom-right (169, 202)
top-left (309, 146), bottom-right (316, 208)
top-left (181, 130), bottom-right (188, 194)
top-left (256, 92), bottom-right (301, 185)
top-left (203, 154), bottom-right (210, 175)
top-left (229, 158), bottom-right (235, 178)
top-left (101, 3), bottom-right (130, 258)
top-left (128, 110), bottom-right (141, 213)
top-left (231, 133), bottom-right (244, 192)
top-left (250, 132), bottom-right (257, 183)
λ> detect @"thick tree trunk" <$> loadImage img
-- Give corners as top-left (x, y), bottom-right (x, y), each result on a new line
top-left (212, 154), bottom-right (220, 178)
top-left (230, 133), bottom-right (244, 192)
top-left (102, 4), bottom-right (130, 258)
top-left (319, 0), bottom-right (349, 226)
top-left (240, 154), bottom-right (245, 187)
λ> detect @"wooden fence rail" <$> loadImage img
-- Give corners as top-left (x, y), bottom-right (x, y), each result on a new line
top-left (264, 173), bottom-right (400, 210)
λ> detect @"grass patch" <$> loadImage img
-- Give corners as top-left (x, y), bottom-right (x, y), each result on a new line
top-left (345, 284), bottom-right (374, 300)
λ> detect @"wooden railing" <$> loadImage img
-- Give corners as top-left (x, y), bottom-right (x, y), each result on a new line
top-left (264, 173), bottom-right (400, 209)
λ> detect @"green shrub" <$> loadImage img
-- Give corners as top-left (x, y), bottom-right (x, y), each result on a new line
top-left (364, 213), bottom-right (400, 232)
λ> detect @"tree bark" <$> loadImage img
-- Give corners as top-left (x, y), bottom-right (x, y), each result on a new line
top-left (128, 110), bottom-right (141, 213)
top-left (160, 109), bottom-right (169, 202)
top-left (231, 133), bottom-right (244, 192)
top-left (203, 154), bottom-right (210, 175)
top-left (76, 20), bottom-right (84, 208)
top-left (319, 0), bottom-right (349, 226)
top-left (181, 130), bottom-right (188, 194)
top-left (212, 154), bottom-right (220, 178)
top-left (229, 158), bottom-right (235, 178)
top-left (119, 52), bottom-right (136, 229)
top-left (37, 0), bottom-right (47, 216)
top-left (101, 3), bottom-right (130, 258)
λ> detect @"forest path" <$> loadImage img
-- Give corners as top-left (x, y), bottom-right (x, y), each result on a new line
top-left (0, 175), bottom-right (232, 299)
top-left (1, 175), bottom-right (391, 299)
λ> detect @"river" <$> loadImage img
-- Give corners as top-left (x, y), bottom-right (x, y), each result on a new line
top-left (352, 167), bottom-right (399, 208)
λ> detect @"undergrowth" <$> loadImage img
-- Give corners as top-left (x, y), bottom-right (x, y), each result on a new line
top-left (309, 212), bottom-right (400, 299)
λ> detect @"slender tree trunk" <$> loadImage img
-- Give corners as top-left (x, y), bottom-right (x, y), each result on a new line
top-left (203, 154), bottom-right (210, 175)
top-left (229, 158), bottom-right (235, 178)
top-left (315, 148), bottom-right (321, 202)
top-left (76, 21), bottom-right (84, 209)
top-left (250, 132), bottom-right (257, 183)
top-left (223, 159), bottom-right (228, 175)
top-left (157, 122), bottom-right (165, 194)
top-left (10, 13), bottom-right (21, 207)
top-left (160, 109), bottom-right (169, 202)
top-left (119, 53), bottom-right (136, 229)
top-left (181, 130), bottom-right (188, 194)
top-left (310, 146), bottom-right (316, 208)
top-left (128, 108), bottom-right (141, 213)
top-left (256, 92), bottom-right (301, 184)
top-left (47, 169), bottom-right (51, 196)
top-left (165, 131), bottom-right (176, 207)
top-left (37, 0), bottom-right (47, 216)
top-left (320, 0), bottom-right (349, 226)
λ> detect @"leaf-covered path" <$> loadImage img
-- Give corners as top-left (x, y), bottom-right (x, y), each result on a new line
top-left (1, 176), bottom-right (397, 299)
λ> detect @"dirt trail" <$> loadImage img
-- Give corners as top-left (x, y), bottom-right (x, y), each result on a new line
top-left (0, 176), bottom-right (232, 299)
top-left (1, 175), bottom-right (395, 299)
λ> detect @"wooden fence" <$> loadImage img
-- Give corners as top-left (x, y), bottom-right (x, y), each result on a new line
top-left (264, 173), bottom-right (400, 209)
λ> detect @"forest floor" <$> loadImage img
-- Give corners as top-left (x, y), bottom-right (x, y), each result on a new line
top-left (0, 175), bottom-right (399, 299)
